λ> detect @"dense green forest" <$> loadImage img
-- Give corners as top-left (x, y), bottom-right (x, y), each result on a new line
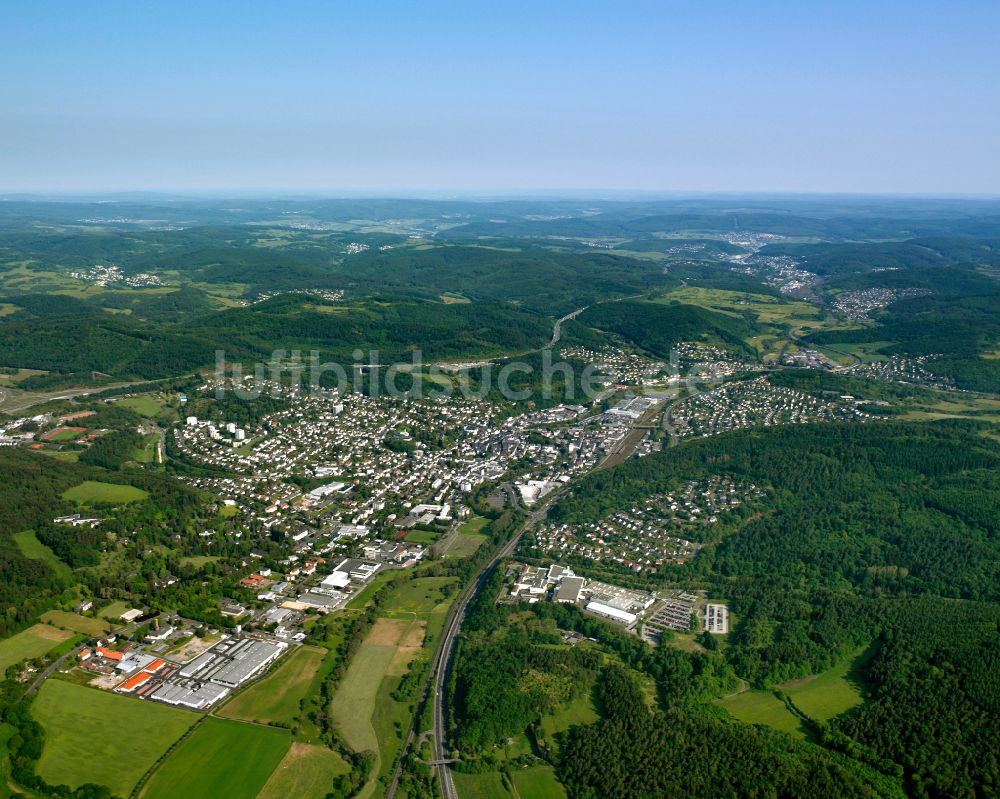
top-left (448, 421), bottom-right (1000, 798)
top-left (0, 295), bottom-right (556, 380)
top-left (579, 300), bottom-right (759, 358)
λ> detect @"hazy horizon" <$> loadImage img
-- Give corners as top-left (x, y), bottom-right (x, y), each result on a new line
top-left (3, 1), bottom-right (999, 195)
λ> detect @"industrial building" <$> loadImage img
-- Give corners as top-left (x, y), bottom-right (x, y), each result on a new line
top-left (178, 638), bottom-right (286, 689)
top-left (585, 600), bottom-right (638, 627)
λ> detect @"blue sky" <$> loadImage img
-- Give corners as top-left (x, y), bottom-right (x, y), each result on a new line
top-left (2, 1), bottom-right (997, 194)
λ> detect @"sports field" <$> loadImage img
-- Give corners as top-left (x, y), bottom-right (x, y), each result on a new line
top-left (218, 645), bottom-right (326, 726)
top-left (41, 426), bottom-right (86, 442)
top-left (141, 718), bottom-right (289, 799)
top-left (0, 624), bottom-right (73, 671)
top-left (116, 395), bottom-right (162, 416)
top-left (256, 743), bottom-right (351, 799)
top-left (32, 680), bottom-right (197, 797)
top-left (40, 610), bottom-right (110, 637)
top-left (62, 480), bottom-right (149, 504)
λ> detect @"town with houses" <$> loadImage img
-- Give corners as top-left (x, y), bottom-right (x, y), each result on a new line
top-left (0, 330), bottom-right (929, 722)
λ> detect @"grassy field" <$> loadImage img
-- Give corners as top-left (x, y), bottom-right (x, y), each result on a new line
top-left (538, 690), bottom-right (599, 754)
top-left (13, 530), bottom-right (71, 579)
top-left (62, 480), bottom-right (149, 504)
top-left (444, 532), bottom-right (486, 559)
top-left (42, 427), bottom-right (86, 442)
top-left (39, 610), bottom-right (109, 637)
top-left (718, 690), bottom-right (808, 739)
top-left (511, 765), bottom-right (566, 799)
top-left (179, 554), bottom-right (222, 568)
top-left (330, 621), bottom-right (406, 754)
top-left (116, 395), bottom-right (162, 416)
top-left (458, 515), bottom-right (488, 535)
top-left (379, 576), bottom-right (455, 617)
top-left (0, 624), bottom-right (73, 671)
top-left (331, 617), bottom-right (425, 798)
top-left (444, 516), bottom-right (489, 559)
top-left (256, 743), bottom-right (350, 799)
top-left (32, 680), bottom-right (197, 797)
top-left (346, 572), bottom-right (397, 609)
top-left (452, 769), bottom-right (515, 798)
top-left (403, 530), bottom-right (438, 544)
top-left (97, 600), bottom-right (132, 620)
top-left (141, 718), bottom-right (289, 799)
top-left (781, 644), bottom-right (872, 722)
top-left (218, 645), bottom-right (326, 726)
top-left (656, 286), bottom-right (824, 327)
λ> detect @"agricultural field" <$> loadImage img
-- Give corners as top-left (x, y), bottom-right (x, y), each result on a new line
top-left (62, 480), bottom-right (149, 504)
top-left (0, 624), bottom-right (73, 671)
top-left (256, 743), bottom-right (350, 799)
top-left (330, 620), bottom-right (408, 754)
top-left (32, 680), bottom-right (197, 797)
top-left (140, 718), bottom-right (289, 799)
top-left (511, 765), bottom-right (567, 799)
top-left (39, 610), bottom-right (110, 637)
top-left (13, 530), bottom-right (70, 578)
top-left (218, 645), bottom-right (326, 726)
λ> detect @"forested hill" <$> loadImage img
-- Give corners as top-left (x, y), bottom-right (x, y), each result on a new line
top-left (337, 245), bottom-right (676, 314)
top-left (0, 448), bottom-right (204, 638)
top-left (579, 300), bottom-right (760, 358)
top-left (553, 421), bottom-right (1000, 600)
top-left (0, 296), bottom-right (555, 380)
top-left (534, 420), bottom-right (1000, 797)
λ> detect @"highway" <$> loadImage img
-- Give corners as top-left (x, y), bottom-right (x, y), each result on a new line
top-left (385, 493), bottom-right (562, 799)
top-left (432, 496), bottom-right (557, 799)
top-left (548, 306), bottom-right (587, 347)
